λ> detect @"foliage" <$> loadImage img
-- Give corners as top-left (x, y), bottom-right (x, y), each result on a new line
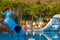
top-left (0, 13), bottom-right (5, 18)
top-left (0, 1), bottom-right (60, 22)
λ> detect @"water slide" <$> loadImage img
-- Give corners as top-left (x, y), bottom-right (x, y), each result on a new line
top-left (42, 14), bottom-right (60, 30)
top-left (42, 14), bottom-right (60, 40)
top-left (2, 12), bottom-right (25, 36)
top-left (40, 18), bottom-right (53, 30)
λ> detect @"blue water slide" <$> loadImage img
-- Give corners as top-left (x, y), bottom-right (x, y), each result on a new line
top-left (4, 12), bottom-right (14, 18)
top-left (2, 12), bottom-right (25, 36)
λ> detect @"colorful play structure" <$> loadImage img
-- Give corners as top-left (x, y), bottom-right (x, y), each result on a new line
top-left (0, 12), bottom-right (60, 40)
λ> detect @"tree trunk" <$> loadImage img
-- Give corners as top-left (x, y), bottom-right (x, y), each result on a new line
top-left (31, 16), bottom-right (33, 28)
top-left (24, 20), bottom-right (27, 30)
top-left (16, 8), bottom-right (20, 24)
top-left (20, 10), bottom-right (22, 25)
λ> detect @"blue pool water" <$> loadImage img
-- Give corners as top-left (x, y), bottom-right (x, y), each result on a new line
top-left (0, 26), bottom-right (60, 39)
top-left (0, 32), bottom-right (48, 40)
top-left (0, 32), bottom-right (60, 40)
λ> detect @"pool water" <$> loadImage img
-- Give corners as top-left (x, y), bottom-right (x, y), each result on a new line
top-left (0, 32), bottom-right (48, 40)
top-left (1, 29), bottom-right (59, 39)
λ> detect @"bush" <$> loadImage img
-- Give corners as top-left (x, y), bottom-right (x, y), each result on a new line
top-left (0, 13), bottom-right (5, 19)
